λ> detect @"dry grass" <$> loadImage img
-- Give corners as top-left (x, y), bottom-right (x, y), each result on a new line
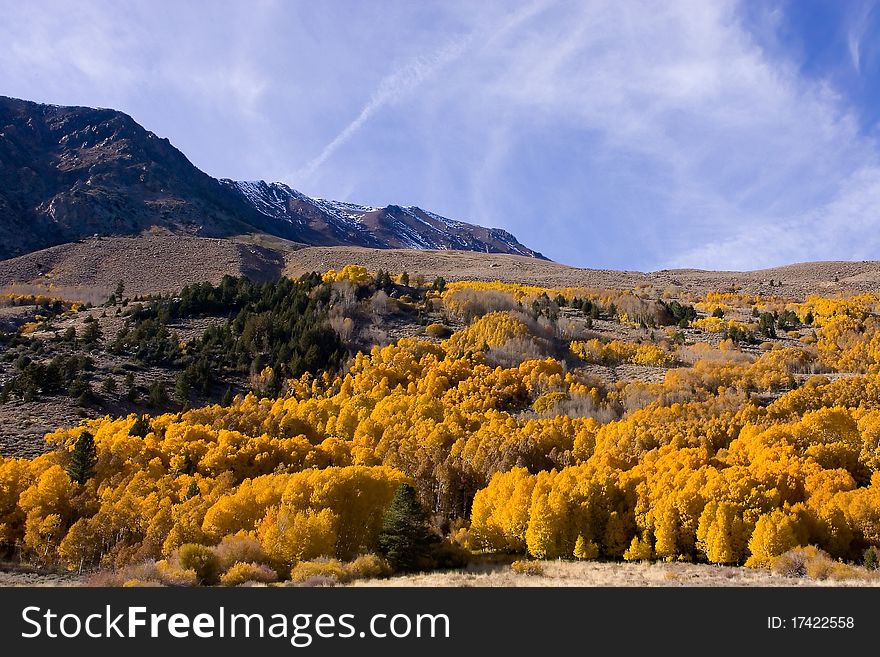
top-left (286, 246), bottom-right (880, 300)
top-left (348, 560), bottom-right (880, 588)
top-left (2, 558), bottom-right (876, 588)
top-left (0, 233), bottom-right (285, 298)
top-left (2, 234), bottom-right (879, 301)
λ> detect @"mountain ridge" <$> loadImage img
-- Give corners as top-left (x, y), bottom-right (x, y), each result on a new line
top-left (0, 95), bottom-right (543, 260)
top-left (220, 179), bottom-right (541, 256)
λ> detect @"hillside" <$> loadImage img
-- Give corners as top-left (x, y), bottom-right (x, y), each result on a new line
top-left (286, 247), bottom-right (880, 300)
top-left (0, 96), bottom-right (541, 260)
top-left (2, 267), bottom-right (880, 587)
top-left (5, 231), bottom-right (880, 304)
top-left (0, 233), bottom-right (289, 298)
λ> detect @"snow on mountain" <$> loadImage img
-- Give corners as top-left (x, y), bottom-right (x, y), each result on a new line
top-left (220, 179), bottom-right (545, 258)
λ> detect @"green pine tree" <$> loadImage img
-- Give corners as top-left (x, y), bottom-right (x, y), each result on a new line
top-left (185, 479), bottom-right (200, 500)
top-left (67, 431), bottom-right (97, 485)
top-left (129, 414), bottom-right (151, 438)
top-left (377, 483), bottom-right (436, 572)
top-left (174, 372), bottom-right (191, 405)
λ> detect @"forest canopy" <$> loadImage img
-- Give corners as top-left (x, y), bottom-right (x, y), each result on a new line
top-left (1, 272), bottom-right (880, 584)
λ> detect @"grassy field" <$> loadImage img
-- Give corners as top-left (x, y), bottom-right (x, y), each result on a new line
top-left (349, 561), bottom-right (879, 587)
top-left (1, 559), bottom-right (877, 588)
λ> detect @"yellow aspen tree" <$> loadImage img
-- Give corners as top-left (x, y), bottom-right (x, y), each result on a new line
top-left (623, 532), bottom-right (653, 562)
top-left (745, 510), bottom-right (801, 568)
top-left (653, 502), bottom-right (680, 561)
top-left (525, 473), bottom-right (559, 559)
top-left (573, 534), bottom-right (599, 560)
top-left (697, 501), bottom-right (749, 564)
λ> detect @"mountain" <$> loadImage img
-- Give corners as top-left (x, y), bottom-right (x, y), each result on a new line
top-left (221, 179), bottom-right (542, 256)
top-left (0, 96), bottom-right (543, 260)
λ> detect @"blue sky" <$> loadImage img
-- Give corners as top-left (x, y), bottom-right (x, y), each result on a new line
top-left (2, 0), bottom-right (880, 271)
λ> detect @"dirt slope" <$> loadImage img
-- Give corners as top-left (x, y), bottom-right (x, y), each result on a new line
top-left (2, 236), bottom-right (880, 302)
top-left (286, 247), bottom-right (880, 299)
top-left (0, 233), bottom-right (286, 299)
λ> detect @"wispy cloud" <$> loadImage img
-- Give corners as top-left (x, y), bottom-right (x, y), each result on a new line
top-left (848, 3), bottom-right (867, 74)
top-left (3, 0), bottom-right (880, 270)
top-left (291, 36), bottom-right (472, 182)
top-left (292, 0), bottom-right (550, 184)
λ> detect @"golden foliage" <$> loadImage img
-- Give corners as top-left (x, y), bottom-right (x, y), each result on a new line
top-left (570, 339), bottom-right (673, 367)
top-left (322, 265), bottom-right (371, 284)
top-left (3, 280), bottom-right (880, 578)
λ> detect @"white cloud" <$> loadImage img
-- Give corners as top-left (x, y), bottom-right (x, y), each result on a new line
top-left (413, 0), bottom-right (880, 269)
top-left (292, 0), bottom-right (550, 184)
top-left (291, 35), bottom-right (472, 182)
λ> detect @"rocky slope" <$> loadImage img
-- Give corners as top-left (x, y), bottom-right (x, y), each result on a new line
top-left (0, 96), bottom-right (541, 260)
top-left (222, 179), bottom-right (542, 256)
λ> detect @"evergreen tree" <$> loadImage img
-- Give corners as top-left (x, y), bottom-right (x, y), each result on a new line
top-left (63, 326), bottom-right (77, 345)
top-left (758, 312), bottom-right (777, 339)
top-left (185, 480), bottom-right (200, 500)
top-left (81, 319), bottom-right (102, 347)
top-left (67, 431), bottom-right (97, 485)
top-left (221, 385), bottom-right (234, 406)
top-left (377, 483), bottom-right (436, 572)
top-left (148, 380), bottom-right (168, 408)
top-left (129, 414), bottom-right (151, 438)
top-left (174, 372), bottom-right (191, 405)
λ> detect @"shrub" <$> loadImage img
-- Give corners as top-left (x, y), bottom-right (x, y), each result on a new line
top-left (155, 560), bottom-right (199, 586)
top-left (511, 560), bottom-right (544, 576)
top-left (122, 579), bottom-right (163, 587)
top-left (771, 546), bottom-right (851, 581)
top-left (771, 546), bottom-right (813, 578)
top-left (425, 323), bottom-right (452, 339)
top-left (297, 575), bottom-right (339, 587)
top-left (345, 554), bottom-right (391, 580)
top-left (289, 558), bottom-right (348, 584)
top-left (87, 560), bottom-right (164, 586)
top-left (220, 562), bottom-right (278, 586)
top-left (804, 555), bottom-right (836, 580)
top-left (430, 540), bottom-right (471, 570)
top-left (177, 543), bottom-right (220, 585)
top-left (533, 391), bottom-right (569, 414)
top-left (863, 546), bottom-right (879, 570)
top-left (213, 533), bottom-right (267, 571)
